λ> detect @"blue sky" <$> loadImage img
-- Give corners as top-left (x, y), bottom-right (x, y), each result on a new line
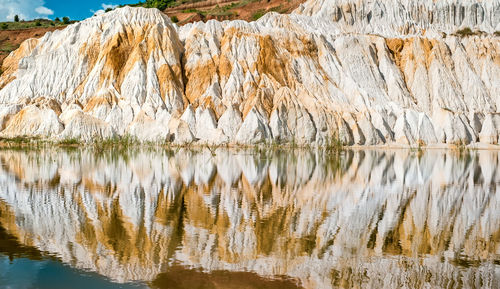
top-left (0, 0), bottom-right (136, 22)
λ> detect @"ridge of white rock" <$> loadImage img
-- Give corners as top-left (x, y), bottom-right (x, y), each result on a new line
top-left (294, 0), bottom-right (500, 36)
top-left (0, 7), bottom-right (183, 143)
top-left (0, 1), bottom-right (499, 146)
top-left (0, 149), bottom-right (498, 287)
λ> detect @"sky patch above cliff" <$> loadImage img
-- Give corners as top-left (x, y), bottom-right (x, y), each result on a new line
top-left (0, 0), bottom-right (125, 21)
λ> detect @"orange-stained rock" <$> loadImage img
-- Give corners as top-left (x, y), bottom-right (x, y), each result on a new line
top-left (0, 1), bottom-right (498, 146)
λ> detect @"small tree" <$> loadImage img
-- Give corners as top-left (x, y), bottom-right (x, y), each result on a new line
top-left (105, 8), bottom-right (113, 12)
top-left (35, 19), bottom-right (41, 26)
top-left (54, 17), bottom-right (61, 22)
top-left (14, 15), bottom-right (19, 22)
top-left (1, 23), bottom-right (8, 30)
top-left (171, 15), bottom-right (179, 23)
top-left (62, 16), bottom-right (70, 24)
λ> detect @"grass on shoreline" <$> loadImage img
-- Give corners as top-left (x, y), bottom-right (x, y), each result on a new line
top-left (0, 135), bottom-right (347, 154)
top-left (0, 135), bottom-right (483, 153)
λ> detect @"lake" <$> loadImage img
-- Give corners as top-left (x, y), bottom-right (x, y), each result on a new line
top-left (0, 148), bottom-right (498, 289)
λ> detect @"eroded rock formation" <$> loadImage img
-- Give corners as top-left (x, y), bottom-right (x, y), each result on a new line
top-left (0, 0), bottom-right (499, 146)
top-left (0, 149), bottom-right (498, 288)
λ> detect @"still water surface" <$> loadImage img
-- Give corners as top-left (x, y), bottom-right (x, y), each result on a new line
top-left (0, 148), bottom-right (498, 289)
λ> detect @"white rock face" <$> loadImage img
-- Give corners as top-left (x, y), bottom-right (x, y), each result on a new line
top-left (235, 108), bottom-right (271, 144)
top-left (59, 111), bottom-right (116, 142)
top-left (172, 120), bottom-right (195, 144)
top-left (0, 1), bottom-right (499, 146)
top-left (295, 0), bottom-right (500, 36)
top-left (0, 105), bottom-right (63, 137)
top-left (479, 113), bottom-right (500, 144)
top-left (0, 104), bottom-right (21, 130)
top-left (218, 105), bottom-right (242, 139)
top-left (180, 104), bottom-right (197, 135)
top-left (195, 107), bottom-right (229, 144)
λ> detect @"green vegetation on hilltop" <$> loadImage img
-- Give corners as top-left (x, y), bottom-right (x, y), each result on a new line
top-left (177, 0), bottom-right (273, 21)
top-left (251, 9), bottom-right (265, 20)
top-left (0, 18), bottom-right (74, 30)
top-left (181, 4), bottom-right (238, 18)
top-left (0, 42), bottom-right (18, 54)
top-left (120, 0), bottom-right (292, 23)
top-left (146, 0), bottom-right (176, 9)
top-left (126, 0), bottom-right (178, 10)
top-left (124, 0), bottom-right (247, 11)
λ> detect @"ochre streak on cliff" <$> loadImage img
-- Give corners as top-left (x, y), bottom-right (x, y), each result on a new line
top-left (79, 38), bottom-right (101, 74)
top-left (183, 28), bottom-right (233, 116)
top-left (74, 37), bottom-right (102, 97)
top-left (83, 92), bottom-right (119, 113)
top-left (158, 63), bottom-right (183, 103)
top-left (102, 28), bottom-right (148, 92)
top-left (387, 37), bottom-right (435, 73)
top-left (385, 38), bottom-right (405, 68)
top-left (0, 39), bottom-right (39, 90)
top-left (256, 35), bottom-right (290, 88)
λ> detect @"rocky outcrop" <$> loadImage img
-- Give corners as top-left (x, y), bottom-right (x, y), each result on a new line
top-left (295, 0), bottom-right (500, 36)
top-left (0, 1), bottom-right (499, 146)
top-left (1, 105), bottom-right (63, 137)
top-left (59, 110), bottom-right (116, 141)
top-left (479, 113), bottom-right (500, 144)
top-left (0, 148), bottom-right (498, 287)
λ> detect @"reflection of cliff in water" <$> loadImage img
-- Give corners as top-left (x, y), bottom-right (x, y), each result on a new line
top-left (0, 148), bottom-right (498, 288)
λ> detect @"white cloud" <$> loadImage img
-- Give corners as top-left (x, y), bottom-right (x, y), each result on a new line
top-left (91, 3), bottom-right (118, 16)
top-left (102, 4), bottom-right (118, 10)
top-left (0, 0), bottom-right (55, 21)
top-left (35, 6), bottom-right (54, 16)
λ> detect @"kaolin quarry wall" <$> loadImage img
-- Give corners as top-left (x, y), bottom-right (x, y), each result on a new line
top-left (0, 0), bottom-right (499, 146)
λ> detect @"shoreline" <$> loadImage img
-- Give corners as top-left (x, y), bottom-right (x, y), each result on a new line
top-left (0, 136), bottom-right (499, 151)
